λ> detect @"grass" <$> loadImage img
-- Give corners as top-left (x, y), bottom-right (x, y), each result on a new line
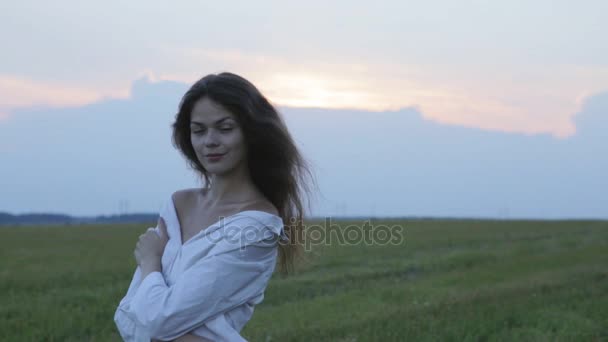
top-left (0, 219), bottom-right (606, 341)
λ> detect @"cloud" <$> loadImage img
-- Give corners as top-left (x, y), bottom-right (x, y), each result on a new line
top-left (3, 54), bottom-right (607, 140)
top-left (573, 91), bottom-right (608, 140)
top-left (2, 1), bottom-right (606, 137)
top-left (0, 78), bottom-right (606, 218)
top-left (154, 51), bottom-right (607, 138)
top-left (0, 75), bottom-right (131, 121)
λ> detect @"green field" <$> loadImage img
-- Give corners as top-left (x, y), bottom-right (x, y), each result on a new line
top-left (1, 219), bottom-right (606, 341)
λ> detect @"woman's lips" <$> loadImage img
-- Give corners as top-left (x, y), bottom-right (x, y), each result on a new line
top-left (206, 153), bottom-right (225, 161)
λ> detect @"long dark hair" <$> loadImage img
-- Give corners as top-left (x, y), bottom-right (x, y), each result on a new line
top-left (171, 72), bottom-right (316, 275)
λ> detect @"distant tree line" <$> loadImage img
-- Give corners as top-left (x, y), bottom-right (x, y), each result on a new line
top-left (0, 212), bottom-right (158, 226)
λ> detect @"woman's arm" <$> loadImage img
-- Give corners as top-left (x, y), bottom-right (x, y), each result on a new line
top-left (125, 217), bottom-right (278, 341)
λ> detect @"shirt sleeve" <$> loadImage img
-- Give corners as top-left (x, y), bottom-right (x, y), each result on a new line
top-left (114, 225), bottom-right (164, 342)
top-left (124, 217), bottom-right (280, 341)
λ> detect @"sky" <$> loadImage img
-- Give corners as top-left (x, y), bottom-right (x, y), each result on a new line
top-left (1, 1), bottom-right (606, 218)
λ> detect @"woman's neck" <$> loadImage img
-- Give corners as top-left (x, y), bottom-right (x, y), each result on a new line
top-left (206, 167), bottom-right (261, 207)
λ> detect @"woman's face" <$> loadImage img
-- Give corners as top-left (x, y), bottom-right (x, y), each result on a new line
top-left (190, 97), bottom-right (247, 176)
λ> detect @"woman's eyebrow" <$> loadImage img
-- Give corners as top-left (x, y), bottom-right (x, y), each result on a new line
top-left (190, 117), bottom-right (233, 125)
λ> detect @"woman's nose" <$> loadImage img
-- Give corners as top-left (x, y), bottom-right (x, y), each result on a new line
top-left (204, 129), bottom-right (220, 147)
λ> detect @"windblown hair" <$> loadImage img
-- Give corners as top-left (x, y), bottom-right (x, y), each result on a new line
top-left (171, 72), bottom-right (316, 276)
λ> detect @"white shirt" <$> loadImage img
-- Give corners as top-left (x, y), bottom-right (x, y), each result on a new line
top-left (114, 193), bottom-right (287, 341)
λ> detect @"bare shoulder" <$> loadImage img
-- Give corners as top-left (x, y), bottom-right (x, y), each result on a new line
top-left (171, 188), bottom-right (201, 211)
top-left (243, 198), bottom-right (280, 217)
top-left (172, 187), bottom-right (279, 217)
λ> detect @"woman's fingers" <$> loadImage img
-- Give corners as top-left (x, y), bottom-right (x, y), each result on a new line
top-left (157, 216), bottom-right (169, 241)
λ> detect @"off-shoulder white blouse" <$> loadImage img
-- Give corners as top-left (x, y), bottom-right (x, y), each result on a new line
top-left (114, 193), bottom-right (287, 341)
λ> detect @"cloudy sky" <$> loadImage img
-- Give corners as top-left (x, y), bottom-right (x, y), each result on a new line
top-left (1, 1), bottom-right (606, 218)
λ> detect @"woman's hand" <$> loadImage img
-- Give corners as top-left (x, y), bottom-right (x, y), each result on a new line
top-left (134, 216), bottom-right (169, 267)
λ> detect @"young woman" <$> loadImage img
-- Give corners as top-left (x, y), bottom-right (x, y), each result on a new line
top-left (114, 72), bottom-right (315, 341)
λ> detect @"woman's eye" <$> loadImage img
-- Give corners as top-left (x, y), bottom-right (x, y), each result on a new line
top-left (192, 127), bottom-right (232, 134)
